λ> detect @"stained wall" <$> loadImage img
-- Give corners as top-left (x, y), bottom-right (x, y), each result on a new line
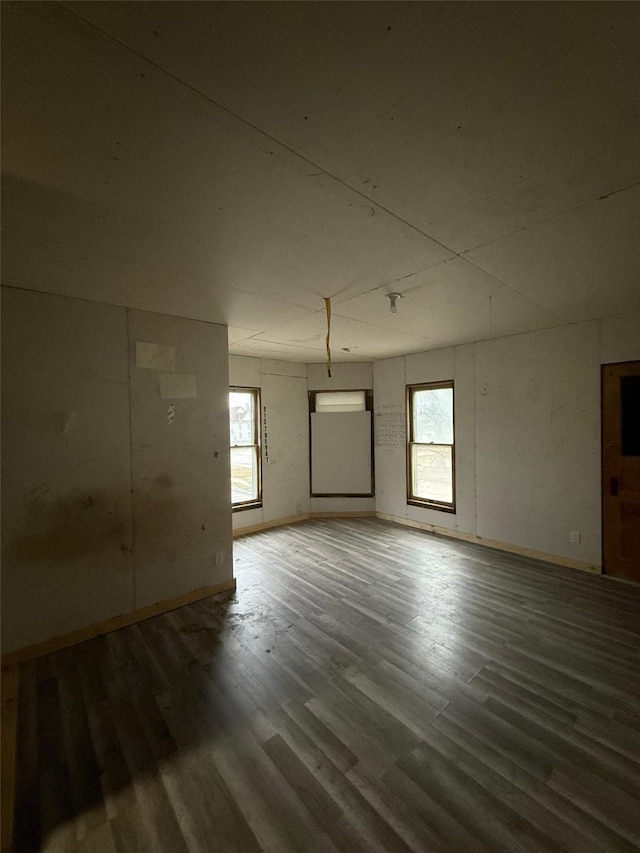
top-left (1, 287), bottom-right (232, 652)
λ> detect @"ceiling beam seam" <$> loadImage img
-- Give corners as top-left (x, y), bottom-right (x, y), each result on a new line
top-left (0, 282), bottom-right (227, 328)
top-left (462, 178), bottom-right (640, 256)
top-left (59, 2), bottom-right (462, 261)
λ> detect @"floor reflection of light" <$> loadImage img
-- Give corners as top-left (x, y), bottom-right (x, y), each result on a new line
top-left (405, 558), bottom-right (465, 674)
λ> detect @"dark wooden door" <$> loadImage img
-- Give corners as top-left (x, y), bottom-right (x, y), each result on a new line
top-left (602, 360), bottom-right (640, 581)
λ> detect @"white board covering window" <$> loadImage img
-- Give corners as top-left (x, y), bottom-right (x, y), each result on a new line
top-left (310, 390), bottom-right (373, 496)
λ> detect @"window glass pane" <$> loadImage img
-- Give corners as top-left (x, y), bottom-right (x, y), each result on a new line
top-left (412, 444), bottom-right (453, 504)
top-left (229, 391), bottom-right (255, 446)
top-left (621, 375), bottom-right (640, 456)
top-left (315, 391), bottom-right (365, 412)
top-left (230, 446), bottom-right (258, 503)
top-left (413, 387), bottom-right (453, 444)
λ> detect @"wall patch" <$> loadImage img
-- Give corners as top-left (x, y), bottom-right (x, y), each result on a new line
top-left (136, 341), bottom-right (176, 371)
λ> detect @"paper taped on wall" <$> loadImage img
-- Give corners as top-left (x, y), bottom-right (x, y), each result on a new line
top-left (136, 341), bottom-right (176, 372)
top-left (159, 373), bottom-right (197, 399)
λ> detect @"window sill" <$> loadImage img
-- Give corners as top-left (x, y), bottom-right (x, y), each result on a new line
top-left (232, 502), bottom-right (263, 513)
top-left (407, 499), bottom-right (456, 514)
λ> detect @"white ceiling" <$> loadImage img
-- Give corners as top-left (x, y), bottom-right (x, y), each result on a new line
top-left (2, 2), bottom-right (639, 362)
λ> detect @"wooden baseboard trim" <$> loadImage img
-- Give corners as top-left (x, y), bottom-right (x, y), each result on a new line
top-left (1, 577), bottom-right (237, 669)
top-left (233, 510), bottom-right (379, 538)
top-left (310, 511), bottom-right (377, 519)
top-left (1, 666), bottom-right (19, 853)
top-left (233, 513), bottom-right (311, 537)
top-left (376, 513), bottom-right (601, 574)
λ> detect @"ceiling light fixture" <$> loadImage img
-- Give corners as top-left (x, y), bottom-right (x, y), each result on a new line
top-left (387, 292), bottom-right (402, 315)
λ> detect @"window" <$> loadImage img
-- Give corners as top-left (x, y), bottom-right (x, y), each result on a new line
top-left (407, 381), bottom-right (455, 511)
top-left (229, 387), bottom-right (262, 510)
top-left (314, 391), bottom-right (366, 413)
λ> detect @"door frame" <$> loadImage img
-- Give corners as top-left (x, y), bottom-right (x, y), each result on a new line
top-left (601, 359), bottom-right (640, 579)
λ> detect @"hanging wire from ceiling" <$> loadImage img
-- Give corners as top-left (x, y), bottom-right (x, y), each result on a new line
top-left (324, 297), bottom-right (332, 378)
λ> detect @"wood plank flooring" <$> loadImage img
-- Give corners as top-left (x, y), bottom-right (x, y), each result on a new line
top-left (12, 518), bottom-right (640, 852)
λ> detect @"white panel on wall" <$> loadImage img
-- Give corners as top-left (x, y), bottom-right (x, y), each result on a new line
top-left (475, 322), bottom-right (601, 565)
top-left (261, 373), bottom-right (309, 521)
top-left (308, 361), bottom-right (373, 390)
top-left (1, 288), bottom-right (133, 652)
top-left (600, 313), bottom-right (640, 365)
top-left (229, 354), bottom-right (261, 387)
top-left (405, 503), bottom-right (456, 530)
top-left (311, 411), bottom-right (372, 494)
top-left (452, 343), bottom-right (477, 536)
top-left (128, 310), bottom-right (232, 607)
top-left (310, 497), bottom-right (375, 513)
top-left (373, 357), bottom-right (407, 517)
top-left (405, 347), bottom-right (454, 385)
top-left (262, 359), bottom-right (307, 378)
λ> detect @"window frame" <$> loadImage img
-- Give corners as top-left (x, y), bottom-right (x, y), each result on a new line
top-left (406, 381), bottom-right (456, 512)
top-left (229, 386), bottom-right (262, 512)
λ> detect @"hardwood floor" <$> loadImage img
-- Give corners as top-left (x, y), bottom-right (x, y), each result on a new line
top-left (12, 518), bottom-right (640, 852)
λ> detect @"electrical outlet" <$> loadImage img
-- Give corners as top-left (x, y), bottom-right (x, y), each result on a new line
top-left (569, 531), bottom-right (581, 544)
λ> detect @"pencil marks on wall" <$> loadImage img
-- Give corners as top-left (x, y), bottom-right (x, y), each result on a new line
top-left (479, 371), bottom-right (580, 464)
top-left (526, 378), bottom-right (540, 402)
top-left (374, 408), bottom-right (406, 449)
top-left (263, 405), bottom-right (270, 463)
top-left (487, 378), bottom-right (582, 473)
top-left (498, 432), bottom-right (556, 464)
top-left (475, 323), bottom-right (600, 559)
top-left (498, 385), bottom-right (517, 415)
top-left (550, 392), bottom-right (568, 419)
top-left (547, 435), bottom-right (565, 460)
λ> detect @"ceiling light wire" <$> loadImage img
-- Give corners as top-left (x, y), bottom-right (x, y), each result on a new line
top-left (324, 297), bottom-right (332, 377)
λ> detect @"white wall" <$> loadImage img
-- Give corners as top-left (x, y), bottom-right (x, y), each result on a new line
top-left (475, 323), bottom-right (600, 564)
top-left (374, 313), bottom-right (640, 570)
top-left (307, 362), bottom-right (373, 392)
top-left (229, 356), bottom-right (309, 530)
top-left (1, 287), bottom-right (232, 652)
top-left (128, 309), bottom-right (233, 606)
top-left (601, 312), bottom-right (640, 365)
